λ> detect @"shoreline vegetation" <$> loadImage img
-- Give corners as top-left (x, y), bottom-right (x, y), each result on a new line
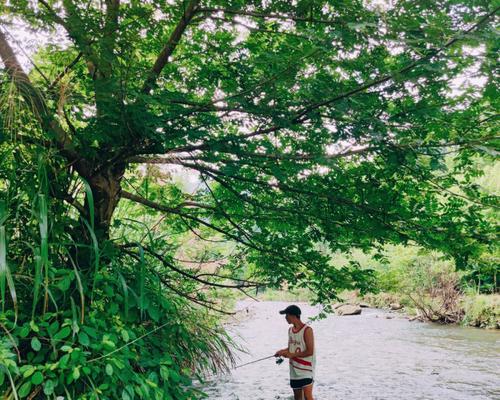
top-left (235, 243), bottom-right (499, 329)
top-left (245, 288), bottom-right (499, 330)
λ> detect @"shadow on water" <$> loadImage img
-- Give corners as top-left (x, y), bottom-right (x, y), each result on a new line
top-left (201, 301), bottom-right (500, 400)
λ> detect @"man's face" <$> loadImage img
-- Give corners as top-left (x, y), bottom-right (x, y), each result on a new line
top-left (285, 314), bottom-right (292, 324)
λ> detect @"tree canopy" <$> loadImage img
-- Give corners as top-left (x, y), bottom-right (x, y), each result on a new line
top-left (0, 0), bottom-right (498, 398)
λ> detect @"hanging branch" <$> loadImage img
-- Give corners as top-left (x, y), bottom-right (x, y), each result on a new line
top-left (122, 244), bottom-right (258, 289)
top-left (48, 52), bottom-right (83, 91)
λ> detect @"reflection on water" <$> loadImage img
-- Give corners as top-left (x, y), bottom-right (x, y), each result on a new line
top-left (202, 301), bottom-right (500, 400)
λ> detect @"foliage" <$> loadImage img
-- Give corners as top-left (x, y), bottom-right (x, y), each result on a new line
top-left (461, 294), bottom-right (500, 329)
top-left (0, 0), bottom-right (498, 397)
top-left (254, 287), bottom-right (313, 302)
top-left (0, 153), bottom-right (235, 399)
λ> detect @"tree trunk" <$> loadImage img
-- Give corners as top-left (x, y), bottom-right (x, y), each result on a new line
top-left (70, 163), bottom-right (125, 274)
top-left (86, 163), bottom-right (126, 239)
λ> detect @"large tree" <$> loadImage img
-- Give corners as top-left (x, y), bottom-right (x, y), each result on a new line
top-left (0, 0), bottom-right (498, 398)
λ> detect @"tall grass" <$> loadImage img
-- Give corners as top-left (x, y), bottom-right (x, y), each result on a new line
top-left (0, 150), bottom-right (237, 399)
top-left (0, 209), bottom-right (16, 319)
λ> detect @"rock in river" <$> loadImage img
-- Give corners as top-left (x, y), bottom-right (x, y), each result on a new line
top-left (336, 304), bottom-right (362, 316)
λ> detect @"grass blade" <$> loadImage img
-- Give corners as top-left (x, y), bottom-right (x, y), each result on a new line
top-left (118, 272), bottom-right (129, 319)
top-left (0, 226), bottom-right (17, 320)
top-left (5, 367), bottom-right (19, 400)
top-left (137, 244), bottom-right (145, 320)
top-left (81, 177), bottom-right (95, 231)
top-left (31, 250), bottom-right (42, 319)
top-left (37, 193), bottom-right (49, 313)
top-left (82, 219), bottom-right (99, 303)
top-left (70, 297), bottom-right (79, 338)
top-left (66, 250), bottom-right (85, 323)
top-left (0, 226), bottom-right (6, 310)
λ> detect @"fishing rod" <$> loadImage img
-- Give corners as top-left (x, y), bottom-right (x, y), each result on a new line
top-left (234, 354), bottom-right (284, 369)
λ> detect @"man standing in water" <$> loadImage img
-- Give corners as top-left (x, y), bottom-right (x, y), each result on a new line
top-left (275, 305), bottom-right (315, 400)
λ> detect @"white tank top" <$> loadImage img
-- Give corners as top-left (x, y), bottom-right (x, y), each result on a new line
top-left (288, 324), bottom-right (315, 379)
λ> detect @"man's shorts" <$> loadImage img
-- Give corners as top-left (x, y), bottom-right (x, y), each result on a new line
top-left (290, 378), bottom-right (313, 389)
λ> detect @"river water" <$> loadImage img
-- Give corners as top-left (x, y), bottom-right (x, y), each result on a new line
top-left (202, 301), bottom-right (499, 400)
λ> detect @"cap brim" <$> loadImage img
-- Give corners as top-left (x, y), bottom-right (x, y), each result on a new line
top-left (279, 309), bottom-right (287, 314)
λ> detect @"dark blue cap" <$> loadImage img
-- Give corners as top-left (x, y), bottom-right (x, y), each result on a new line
top-left (279, 305), bottom-right (301, 317)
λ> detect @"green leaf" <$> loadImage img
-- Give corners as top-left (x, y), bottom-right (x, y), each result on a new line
top-left (160, 366), bottom-right (169, 381)
top-left (31, 337), bottom-right (41, 352)
top-left (121, 330), bottom-right (129, 342)
top-left (48, 321), bottom-right (59, 336)
top-left (54, 326), bottom-right (71, 341)
top-left (18, 381), bottom-right (32, 398)
top-left (43, 379), bottom-right (55, 395)
top-left (59, 354), bottom-right (70, 369)
top-left (19, 325), bottom-right (30, 338)
top-left (31, 371), bottom-right (43, 385)
top-left (122, 389), bottom-right (132, 400)
top-left (29, 320), bottom-right (39, 333)
top-left (21, 365), bottom-right (35, 378)
top-left (78, 331), bottom-right (90, 346)
top-left (105, 364), bottom-right (113, 376)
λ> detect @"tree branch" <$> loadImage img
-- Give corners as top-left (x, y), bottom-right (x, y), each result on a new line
top-left (124, 243), bottom-right (257, 290)
top-left (48, 52), bottom-right (83, 91)
top-left (293, 6), bottom-right (500, 120)
top-left (120, 190), bottom-right (260, 250)
top-left (199, 7), bottom-right (345, 26)
top-left (142, 0), bottom-right (200, 93)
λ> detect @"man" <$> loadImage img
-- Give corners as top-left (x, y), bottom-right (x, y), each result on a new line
top-left (275, 305), bottom-right (315, 400)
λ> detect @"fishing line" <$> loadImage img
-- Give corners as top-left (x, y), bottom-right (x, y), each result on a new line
top-left (234, 354), bottom-right (284, 369)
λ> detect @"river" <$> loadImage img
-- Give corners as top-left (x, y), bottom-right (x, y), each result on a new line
top-left (202, 301), bottom-right (500, 400)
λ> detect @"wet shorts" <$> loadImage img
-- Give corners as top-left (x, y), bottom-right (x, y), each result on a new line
top-left (290, 378), bottom-right (313, 389)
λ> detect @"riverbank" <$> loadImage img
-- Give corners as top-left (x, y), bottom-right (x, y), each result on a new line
top-left (360, 292), bottom-right (499, 329)
top-left (242, 288), bottom-right (499, 329)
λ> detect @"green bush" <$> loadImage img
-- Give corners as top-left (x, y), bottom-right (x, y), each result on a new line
top-left (0, 155), bottom-right (235, 399)
top-left (0, 269), bottom-right (234, 400)
top-left (462, 295), bottom-right (500, 329)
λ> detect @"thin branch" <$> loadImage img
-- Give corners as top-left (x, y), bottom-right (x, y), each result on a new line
top-left (120, 190), bottom-right (259, 250)
top-left (121, 190), bottom-right (185, 214)
top-left (199, 8), bottom-right (346, 26)
top-left (130, 244), bottom-right (257, 289)
top-left (142, 0), bottom-right (200, 93)
top-left (199, 172), bottom-right (257, 246)
top-left (122, 247), bottom-right (235, 314)
top-left (62, 194), bottom-right (86, 215)
top-left (293, 6), bottom-right (500, 120)
top-left (178, 216), bottom-right (230, 243)
top-left (38, 0), bottom-right (68, 27)
top-left (48, 52), bottom-right (83, 91)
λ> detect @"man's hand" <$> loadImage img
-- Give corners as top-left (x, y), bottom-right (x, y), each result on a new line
top-left (275, 349), bottom-right (289, 357)
top-left (275, 349), bottom-right (292, 358)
